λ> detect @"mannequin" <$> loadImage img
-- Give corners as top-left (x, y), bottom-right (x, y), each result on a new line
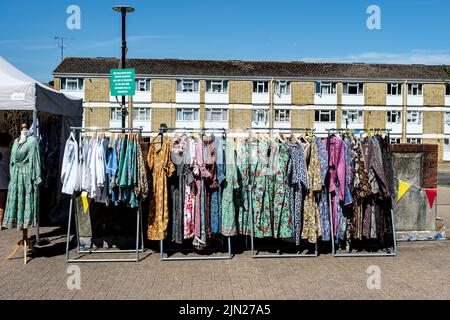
top-left (6, 124), bottom-right (40, 264)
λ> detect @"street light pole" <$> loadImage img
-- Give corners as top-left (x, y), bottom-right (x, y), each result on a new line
top-left (113, 5), bottom-right (135, 130)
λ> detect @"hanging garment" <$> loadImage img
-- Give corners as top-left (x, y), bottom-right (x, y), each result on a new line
top-left (61, 133), bottom-right (79, 195)
top-left (147, 136), bottom-right (175, 240)
top-left (135, 140), bottom-right (148, 201)
top-left (301, 138), bottom-right (322, 244)
top-left (286, 141), bottom-right (308, 245)
top-left (203, 136), bottom-right (217, 237)
top-left (315, 137), bottom-right (330, 241)
top-left (211, 136), bottom-right (225, 234)
top-left (183, 138), bottom-right (196, 239)
top-left (237, 138), bottom-right (251, 235)
top-left (271, 140), bottom-right (292, 239)
top-left (2, 134), bottom-right (42, 230)
top-left (221, 137), bottom-right (239, 236)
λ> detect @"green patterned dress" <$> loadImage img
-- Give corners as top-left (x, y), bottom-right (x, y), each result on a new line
top-left (2, 135), bottom-right (42, 230)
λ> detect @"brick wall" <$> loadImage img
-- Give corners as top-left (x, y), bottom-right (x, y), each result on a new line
top-left (292, 82), bottom-right (314, 105)
top-left (54, 77), bottom-right (61, 91)
top-left (390, 144), bottom-right (438, 188)
top-left (152, 79), bottom-right (176, 103)
top-left (229, 81), bottom-right (252, 104)
top-left (229, 109), bottom-right (252, 130)
top-left (84, 107), bottom-right (110, 127)
top-left (423, 84), bottom-right (445, 106)
top-left (364, 83), bottom-right (387, 105)
top-left (423, 111), bottom-right (444, 134)
top-left (365, 110), bottom-right (386, 129)
top-left (291, 109), bottom-right (313, 128)
top-left (84, 78), bottom-right (110, 102)
top-left (151, 108), bottom-right (175, 131)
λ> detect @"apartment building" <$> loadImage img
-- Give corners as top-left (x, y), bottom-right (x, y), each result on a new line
top-left (53, 57), bottom-right (450, 162)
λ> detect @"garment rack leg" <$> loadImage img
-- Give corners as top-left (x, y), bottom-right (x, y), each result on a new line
top-left (65, 196), bottom-right (74, 263)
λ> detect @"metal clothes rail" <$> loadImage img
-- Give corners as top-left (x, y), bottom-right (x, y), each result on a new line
top-left (65, 127), bottom-right (145, 263)
top-left (247, 127), bottom-right (318, 258)
top-left (325, 128), bottom-right (397, 257)
top-left (155, 126), bottom-right (233, 261)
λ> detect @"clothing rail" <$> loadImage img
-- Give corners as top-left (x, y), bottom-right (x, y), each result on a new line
top-left (326, 128), bottom-right (392, 132)
top-left (247, 128), bottom-right (319, 258)
top-left (326, 128), bottom-right (397, 257)
top-left (65, 127), bottom-right (145, 263)
top-left (154, 126), bottom-right (233, 261)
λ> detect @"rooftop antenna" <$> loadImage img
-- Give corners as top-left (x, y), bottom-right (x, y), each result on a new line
top-left (54, 36), bottom-right (72, 62)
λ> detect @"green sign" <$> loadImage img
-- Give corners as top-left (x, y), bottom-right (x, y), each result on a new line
top-left (110, 68), bottom-right (135, 96)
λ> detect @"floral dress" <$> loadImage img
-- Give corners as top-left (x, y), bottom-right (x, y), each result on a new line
top-left (237, 139), bottom-right (250, 235)
top-left (3, 135), bottom-right (42, 230)
top-left (147, 136), bottom-right (176, 240)
top-left (221, 138), bottom-right (239, 236)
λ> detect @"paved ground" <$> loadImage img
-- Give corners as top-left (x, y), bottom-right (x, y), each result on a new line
top-left (0, 226), bottom-right (449, 300)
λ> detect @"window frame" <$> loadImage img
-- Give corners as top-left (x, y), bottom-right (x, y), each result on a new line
top-left (176, 79), bottom-right (200, 93)
top-left (205, 108), bottom-right (228, 122)
top-left (390, 138), bottom-right (402, 144)
top-left (444, 138), bottom-right (450, 151)
top-left (445, 112), bottom-right (450, 124)
top-left (62, 78), bottom-right (83, 91)
top-left (342, 110), bottom-right (363, 124)
top-left (446, 84), bottom-right (450, 96)
top-left (276, 81), bottom-right (291, 95)
top-left (387, 83), bottom-right (402, 95)
top-left (133, 107), bottom-right (151, 121)
top-left (274, 109), bottom-right (291, 122)
top-left (136, 78), bottom-right (151, 92)
top-left (252, 109), bottom-right (269, 124)
top-left (206, 80), bottom-right (228, 93)
top-left (253, 81), bottom-right (269, 94)
top-left (316, 82), bottom-right (337, 95)
top-left (406, 138), bottom-right (422, 144)
top-left (176, 108), bottom-right (199, 121)
top-left (387, 110), bottom-right (402, 124)
top-left (343, 82), bottom-right (364, 95)
top-left (408, 83), bottom-right (423, 96)
top-left (315, 110), bottom-right (336, 123)
top-left (407, 110), bottom-right (423, 124)
top-left (110, 107), bottom-right (123, 121)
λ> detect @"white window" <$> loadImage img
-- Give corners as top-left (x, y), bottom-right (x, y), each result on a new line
top-left (407, 111), bottom-right (423, 124)
top-left (315, 110), bottom-right (336, 122)
top-left (387, 111), bottom-right (402, 123)
top-left (176, 108), bottom-right (199, 121)
top-left (133, 108), bottom-right (150, 121)
top-left (205, 108), bottom-right (228, 122)
top-left (110, 107), bottom-right (123, 121)
top-left (387, 83), bottom-right (402, 95)
top-left (253, 109), bottom-right (269, 123)
top-left (407, 138), bottom-right (422, 144)
top-left (315, 82), bottom-right (337, 95)
top-left (275, 81), bottom-right (291, 95)
top-left (445, 139), bottom-right (450, 151)
top-left (136, 78), bottom-right (151, 92)
top-left (342, 110), bottom-right (363, 124)
top-left (61, 78), bottom-right (84, 91)
top-left (275, 109), bottom-right (291, 122)
top-left (408, 83), bottom-right (423, 95)
top-left (446, 112), bottom-right (450, 125)
top-left (343, 83), bottom-right (364, 95)
top-left (176, 80), bottom-right (199, 92)
top-left (206, 80), bottom-right (228, 93)
top-left (253, 81), bottom-right (269, 93)
top-left (390, 138), bottom-right (401, 144)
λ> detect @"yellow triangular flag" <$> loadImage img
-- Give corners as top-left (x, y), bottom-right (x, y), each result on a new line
top-left (397, 180), bottom-right (412, 201)
top-left (81, 191), bottom-right (91, 214)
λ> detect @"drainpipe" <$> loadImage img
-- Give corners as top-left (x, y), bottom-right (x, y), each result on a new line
top-left (402, 80), bottom-right (408, 143)
top-left (270, 77), bottom-right (274, 131)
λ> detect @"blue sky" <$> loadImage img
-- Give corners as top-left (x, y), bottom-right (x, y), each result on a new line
top-left (1, 0), bottom-right (449, 82)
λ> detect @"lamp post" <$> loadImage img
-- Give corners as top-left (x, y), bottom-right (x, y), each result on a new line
top-left (113, 5), bottom-right (135, 130)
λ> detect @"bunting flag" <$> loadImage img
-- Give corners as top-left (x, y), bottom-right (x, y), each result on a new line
top-left (397, 179), bottom-right (412, 201)
top-left (81, 191), bottom-right (91, 214)
top-left (424, 188), bottom-right (437, 209)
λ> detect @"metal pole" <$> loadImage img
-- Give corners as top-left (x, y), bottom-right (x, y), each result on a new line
top-left (65, 195), bottom-right (74, 263)
top-left (120, 8), bottom-right (127, 132)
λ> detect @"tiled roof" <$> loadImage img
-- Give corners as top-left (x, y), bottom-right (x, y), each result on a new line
top-left (53, 57), bottom-right (450, 81)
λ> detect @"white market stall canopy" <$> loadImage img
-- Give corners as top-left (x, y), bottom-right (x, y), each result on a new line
top-left (0, 56), bottom-right (82, 116)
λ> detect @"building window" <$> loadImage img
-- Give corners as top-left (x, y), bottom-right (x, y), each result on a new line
top-left (407, 138), bottom-right (422, 144)
top-left (315, 82), bottom-right (337, 95)
top-left (315, 110), bottom-right (336, 122)
top-left (275, 81), bottom-right (291, 95)
top-left (387, 83), bottom-right (402, 95)
top-left (61, 78), bottom-right (84, 91)
top-left (135, 78), bottom-right (151, 92)
top-left (387, 111), bottom-right (402, 123)
top-left (342, 110), bottom-right (363, 124)
top-left (275, 109), bottom-right (291, 122)
top-left (390, 138), bottom-right (401, 144)
top-left (176, 80), bottom-right (199, 92)
top-left (205, 108), bottom-right (228, 122)
top-left (253, 109), bottom-right (269, 124)
top-left (206, 80), bottom-right (228, 93)
top-left (446, 112), bottom-right (450, 125)
top-left (445, 139), bottom-right (450, 151)
top-left (110, 107), bottom-right (123, 121)
top-left (133, 108), bottom-right (150, 121)
top-left (343, 82), bottom-right (364, 95)
top-left (176, 108), bottom-right (199, 121)
top-left (253, 81), bottom-right (269, 93)
top-left (407, 110), bottom-right (423, 124)
top-left (408, 83), bottom-right (423, 95)
top-left (446, 84), bottom-right (450, 96)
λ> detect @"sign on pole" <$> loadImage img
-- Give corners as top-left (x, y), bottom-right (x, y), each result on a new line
top-left (110, 68), bottom-right (135, 96)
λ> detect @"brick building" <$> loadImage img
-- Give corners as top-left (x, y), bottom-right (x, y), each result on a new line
top-left (53, 57), bottom-right (450, 163)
